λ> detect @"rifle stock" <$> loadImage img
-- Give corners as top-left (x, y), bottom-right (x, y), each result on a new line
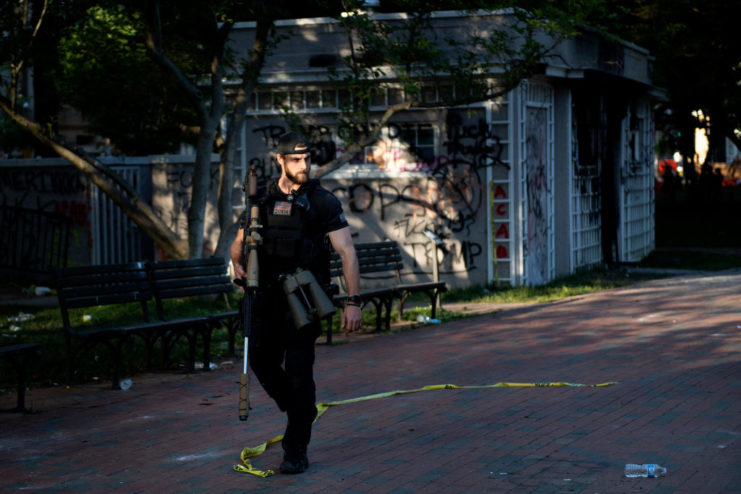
top-left (238, 286), bottom-right (252, 421)
top-left (238, 368), bottom-right (250, 420)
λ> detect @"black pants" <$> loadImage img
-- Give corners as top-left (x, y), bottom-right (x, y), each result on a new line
top-left (248, 288), bottom-right (320, 452)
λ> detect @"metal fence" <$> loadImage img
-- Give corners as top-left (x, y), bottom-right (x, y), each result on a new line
top-left (0, 205), bottom-right (71, 273)
top-left (89, 164), bottom-right (152, 265)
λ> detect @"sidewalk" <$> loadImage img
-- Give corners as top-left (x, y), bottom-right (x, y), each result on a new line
top-left (1, 269), bottom-right (740, 493)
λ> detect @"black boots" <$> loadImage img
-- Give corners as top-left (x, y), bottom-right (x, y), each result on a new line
top-left (280, 448), bottom-right (309, 474)
top-left (280, 407), bottom-right (315, 474)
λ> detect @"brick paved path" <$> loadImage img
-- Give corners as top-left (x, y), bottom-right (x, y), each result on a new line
top-left (1, 270), bottom-right (740, 493)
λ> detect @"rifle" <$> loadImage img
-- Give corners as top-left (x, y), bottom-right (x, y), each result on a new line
top-left (236, 167), bottom-right (260, 421)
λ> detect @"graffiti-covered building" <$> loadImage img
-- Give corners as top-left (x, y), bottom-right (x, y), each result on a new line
top-left (0, 9), bottom-right (657, 289)
top-left (228, 10), bottom-right (657, 288)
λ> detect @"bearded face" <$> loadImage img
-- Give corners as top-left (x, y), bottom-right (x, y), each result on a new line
top-left (279, 153), bottom-right (311, 185)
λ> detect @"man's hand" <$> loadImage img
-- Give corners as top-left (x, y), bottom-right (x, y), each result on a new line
top-left (328, 227), bottom-right (362, 334)
top-left (341, 305), bottom-right (362, 333)
top-left (230, 230), bottom-right (246, 292)
top-left (232, 261), bottom-right (247, 293)
top-left (232, 259), bottom-right (246, 280)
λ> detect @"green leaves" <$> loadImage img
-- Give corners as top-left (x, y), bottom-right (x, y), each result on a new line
top-left (53, 4), bottom-right (198, 154)
top-left (617, 0), bottom-right (741, 157)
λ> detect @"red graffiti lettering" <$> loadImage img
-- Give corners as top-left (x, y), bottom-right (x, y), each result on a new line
top-left (495, 223), bottom-right (509, 239)
top-left (54, 200), bottom-right (90, 226)
top-left (496, 245), bottom-right (509, 258)
top-left (494, 185), bottom-right (508, 198)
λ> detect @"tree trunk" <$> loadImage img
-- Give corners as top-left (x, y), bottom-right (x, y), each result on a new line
top-left (214, 112), bottom-right (241, 261)
top-left (213, 12), bottom-right (274, 260)
top-left (188, 119), bottom-right (219, 258)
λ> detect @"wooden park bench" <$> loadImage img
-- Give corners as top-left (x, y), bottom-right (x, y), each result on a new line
top-left (327, 240), bottom-right (447, 342)
top-left (146, 257), bottom-right (238, 370)
top-left (54, 261), bottom-right (158, 389)
top-left (0, 342), bottom-right (42, 412)
top-left (54, 257), bottom-right (238, 389)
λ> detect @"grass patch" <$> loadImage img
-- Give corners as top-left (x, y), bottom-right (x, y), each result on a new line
top-left (441, 266), bottom-right (662, 305)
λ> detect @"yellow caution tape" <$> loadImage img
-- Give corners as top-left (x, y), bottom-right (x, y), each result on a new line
top-left (233, 380), bottom-right (617, 476)
top-left (233, 434), bottom-right (282, 477)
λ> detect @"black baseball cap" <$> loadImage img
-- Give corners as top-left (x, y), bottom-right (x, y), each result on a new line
top-left (277, 131), bottom-right (311, 156)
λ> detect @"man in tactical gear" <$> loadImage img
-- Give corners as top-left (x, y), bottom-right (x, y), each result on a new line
top-left (230, 131), bottom-right (362, 474)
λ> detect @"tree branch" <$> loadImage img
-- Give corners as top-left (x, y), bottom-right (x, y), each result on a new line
top-left (313, 100), bottom-right (413, 178)
top-left (143, 3), bottom-right (205, 113)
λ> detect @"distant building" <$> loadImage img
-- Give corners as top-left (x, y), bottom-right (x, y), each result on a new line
top-left (227, 10), bottom-right (658, 287)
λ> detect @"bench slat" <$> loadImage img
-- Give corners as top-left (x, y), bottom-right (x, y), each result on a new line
top-left (149, 265), bottom-right (226, 280)
top-left (62, 292), bottom-right (151, 309)
top-left (147, 257), bottom-right (225, 270)
top-left (0, 343), bottom-right (41, 357)
top-left (53, 261), bottom-right (146, 277)
top-left (155, 284), bottom-right (233, 299)
top-left (154, 276), bottom-right (232, 292)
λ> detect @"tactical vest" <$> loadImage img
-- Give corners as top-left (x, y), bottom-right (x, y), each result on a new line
top-left (257, 185), bottom-right (330, 286)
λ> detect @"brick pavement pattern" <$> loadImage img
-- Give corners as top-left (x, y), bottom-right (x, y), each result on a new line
top-left (1, 270), bottom-right (740, 493)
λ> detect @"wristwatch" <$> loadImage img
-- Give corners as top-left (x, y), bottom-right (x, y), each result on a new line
top-left (346, 295), bottom-right (361, 307)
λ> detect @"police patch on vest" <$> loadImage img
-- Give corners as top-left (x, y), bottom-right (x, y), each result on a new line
top-left (273, 201), bottom-right (293, 216)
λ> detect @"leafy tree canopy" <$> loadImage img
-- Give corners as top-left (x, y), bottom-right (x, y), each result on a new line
top-left (56, 3), bottom-right (199, 155)
top-left (613, 0), bottom-right (741, 160)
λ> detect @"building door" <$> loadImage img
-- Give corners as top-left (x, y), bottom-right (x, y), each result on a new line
top-left (520, 82), bottom-right (555, 285)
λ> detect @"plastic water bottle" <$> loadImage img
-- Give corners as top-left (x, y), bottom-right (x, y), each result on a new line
top-left (416, 315), bottom-right (440, 324)
top-left (624, 463), bottom-right (667, 478)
